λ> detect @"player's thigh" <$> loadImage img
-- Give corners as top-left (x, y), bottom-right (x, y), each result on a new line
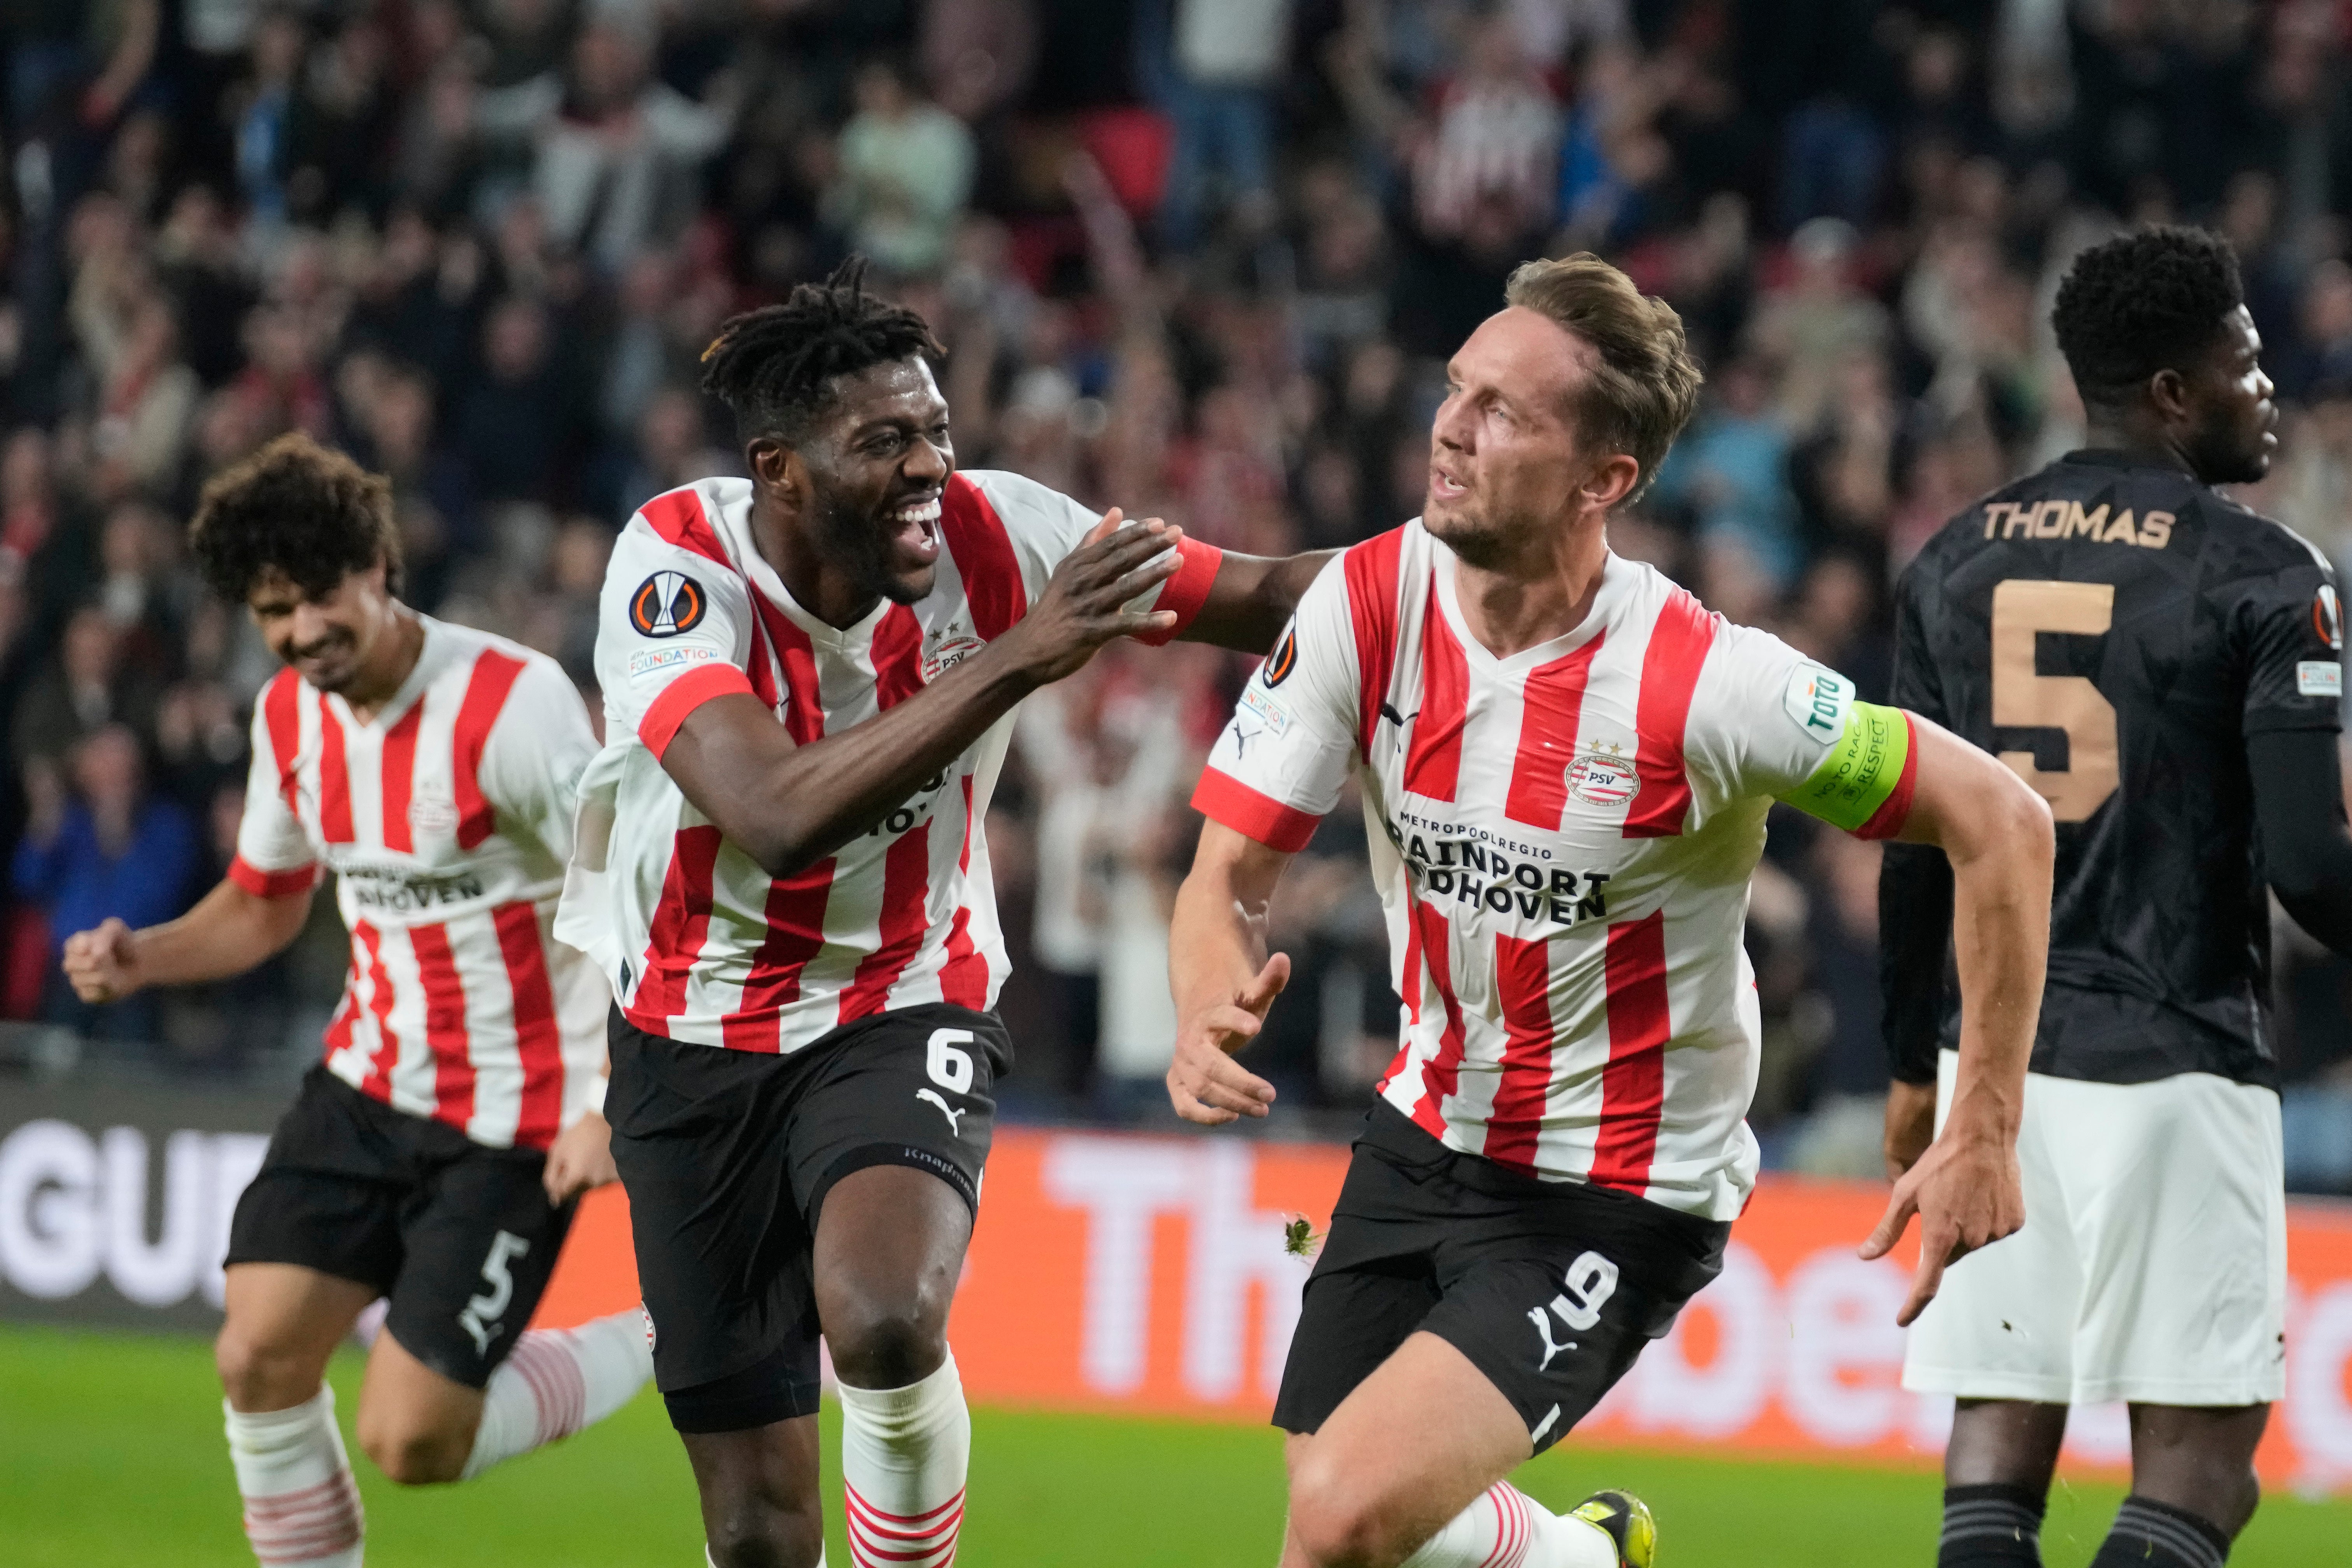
top-left (217, 1262), bottom-right (381, 1410)
top-left (1903, 1057), bottom-right (2082, 1402)
top-left (607, 1011), bottom-right (825, 1427)
top-left (790, 1005), bottom-right (1005, 1382)
top-left (382, 1143), bottom-right (574, 1390)
top-left (2068, 1073), bottom-right (2285, 1407)
top-left (683, 1414), bottom-right (827, 1567)
top-left (1284, 1331), bottom-right (1531, 1565)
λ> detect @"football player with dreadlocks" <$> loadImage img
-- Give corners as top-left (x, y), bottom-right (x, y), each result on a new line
top-left (555, 259), bottom-right (1327, 1567)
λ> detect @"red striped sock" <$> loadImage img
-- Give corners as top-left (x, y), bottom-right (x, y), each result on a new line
top-left (462, 1307), bottom-right (655, 1480)
top-left (223, 1387), bottom-right (364, 1568)
top-left (837, 1353), bottom-right (969, 1568)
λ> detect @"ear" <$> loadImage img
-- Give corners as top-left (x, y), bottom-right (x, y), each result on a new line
top-left (1581, 452), bottom-right (1645, 513)
top-left (2145, 366), bottom-right (2194, 425)
top-left (748, 437), bottom-right (801, 497)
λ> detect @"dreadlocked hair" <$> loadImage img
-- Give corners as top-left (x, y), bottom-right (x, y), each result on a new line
top-left (2053, 226), bottom-right (2245, 407)
top-left (699, 257), bottom-right (946, 444)
top-left (189, 432), bottom-right (401, 603)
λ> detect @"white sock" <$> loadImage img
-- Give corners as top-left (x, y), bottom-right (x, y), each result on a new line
top-left (836, 1351), bottom-right (969, 1568)
top-left (1401, 1482), bottom-right (1618, 1568)
top-left (461, 1307), bottom-right (655, 1480)
top-left (224, 1385), bottom-right (365, 1568)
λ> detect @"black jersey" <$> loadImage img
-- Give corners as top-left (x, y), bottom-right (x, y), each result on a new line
top-left (1886, 448), bottom-right (2343, 1088)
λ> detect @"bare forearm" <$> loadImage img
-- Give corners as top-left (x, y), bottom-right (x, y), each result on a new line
top-left (1169, 866), bottom-right (1271, 1024)
top-left (672, 644), bottom-right (1041, 877)
top-left (130, 880), bottom-right (310, 988)
top-left (1940, 833), bottom-right (2048, 1140)
top-left (1181, 551), bottom-right (1337, 654)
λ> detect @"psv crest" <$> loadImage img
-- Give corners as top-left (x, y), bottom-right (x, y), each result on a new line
top-left (1567, 746), bottom-right (1639, 808)
top-left (630, 571), bottom-right (707, 638)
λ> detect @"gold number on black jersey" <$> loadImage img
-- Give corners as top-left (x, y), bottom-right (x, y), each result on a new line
top-left (1991, 579), bottom-right (2119, 822)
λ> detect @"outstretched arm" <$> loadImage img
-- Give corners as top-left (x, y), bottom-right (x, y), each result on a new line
top-left (1165, 821), bottom-right (1295, 1124)
top-left (62, 877), bottom-right (313, 1003)
top-left (664, 515), bottom-right (1184, 878)
top-left (1858, 715), bottom-right (2053, 1326)
top-left (1179, 550), bottom-right (1341, 655)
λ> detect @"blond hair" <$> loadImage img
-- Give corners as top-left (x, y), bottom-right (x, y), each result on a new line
top-left (1504, 254), bottom-right (1703, 503)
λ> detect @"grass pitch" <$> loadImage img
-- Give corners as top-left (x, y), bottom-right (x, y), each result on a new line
top-left (4, 1325), bottom-right (2345, 1566)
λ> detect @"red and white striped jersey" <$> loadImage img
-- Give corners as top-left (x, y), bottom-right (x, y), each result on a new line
top-left (557, 471), bottom-right (1221, 1053)
top-left (231, 616), bottom-right (607, 1152)
top-left (1193, 522), bottom-right (1916, 1220)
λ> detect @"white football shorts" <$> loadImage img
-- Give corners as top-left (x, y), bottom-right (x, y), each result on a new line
top-left (1901, 1051), bottom-right (2287, 1407)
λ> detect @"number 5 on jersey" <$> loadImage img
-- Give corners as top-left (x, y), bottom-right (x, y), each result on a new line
top-left (1992, 579), bottom-right (2118, 822)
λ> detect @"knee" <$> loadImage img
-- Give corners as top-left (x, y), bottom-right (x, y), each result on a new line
top-left (215, 1324), bottom-right (314, 1413)
top-left (355, 1406), bottom-right (472, 1486)
top-left (706, 1496), bottom-right (824, 1568)
top-left (825, 1293), bottom-right (950, 1391)
top-left (1287, 1452), bottom-right (1403, 1568)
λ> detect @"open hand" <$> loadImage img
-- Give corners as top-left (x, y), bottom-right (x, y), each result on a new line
top-left (1167, 953), bottom-right (1289, 1124)
top-left (62, 917), bottom-right (142, 1004)
top-left (1858, 1121), bottom-right (2024, 1327)
top-left (1000, 509), bottom-right (1187, 686)
top-left (542, 1111), bottom-right (619, 1205)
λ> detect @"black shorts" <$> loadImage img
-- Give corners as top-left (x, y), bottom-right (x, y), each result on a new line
top-left (1273, 1102), bottom-right (1730, 1454)
top-left (225, 1065), bottom-right (575, 1389)
top-left (606, 1003), bottom-right (1007, 1434)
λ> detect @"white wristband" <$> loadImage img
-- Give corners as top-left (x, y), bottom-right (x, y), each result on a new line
top-left (582, 1074), bottom-right (608, 1116)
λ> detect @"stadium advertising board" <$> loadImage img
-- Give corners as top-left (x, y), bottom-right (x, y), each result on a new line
top-left (9, 1092), bottom-right (2352, 1494)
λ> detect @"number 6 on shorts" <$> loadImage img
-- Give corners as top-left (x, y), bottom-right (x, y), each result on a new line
top-left (926, 1028), bottom-right (975, 1094)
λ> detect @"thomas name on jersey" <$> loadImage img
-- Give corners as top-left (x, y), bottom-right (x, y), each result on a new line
top-left (1981, 499), bottom-right (2175, 548)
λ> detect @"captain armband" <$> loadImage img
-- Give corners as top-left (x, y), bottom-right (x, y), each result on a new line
top-left (1777, 700), bottom-right (1919, 838)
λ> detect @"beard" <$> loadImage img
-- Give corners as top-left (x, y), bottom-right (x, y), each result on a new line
top-left (810, 482), bottom-right (926, 605)
top-left (2186, 409), bottom-right (2271, 487)
top-left (1424, 495), bottom-right (1532, 572)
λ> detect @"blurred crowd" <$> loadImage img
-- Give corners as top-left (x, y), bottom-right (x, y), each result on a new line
top-left (7, 0), bottom-right (2352, 1188)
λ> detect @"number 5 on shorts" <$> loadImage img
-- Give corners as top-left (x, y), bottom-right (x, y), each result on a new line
top-left (926, 1028), bottom-right (975, 1095)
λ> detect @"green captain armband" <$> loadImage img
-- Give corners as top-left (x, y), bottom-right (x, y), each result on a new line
top-left (1776, 692), bottom-right (1919, 838)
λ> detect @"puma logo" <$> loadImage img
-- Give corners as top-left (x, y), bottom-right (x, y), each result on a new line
top-left (916, 1088), bottom-right (965, 1134)
top-left (1527, 1305), bottom-right (1578, 1370)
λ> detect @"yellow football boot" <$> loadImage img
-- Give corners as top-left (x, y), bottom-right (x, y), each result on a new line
top-left (1569, 1489), bottom-right (1657, 1567)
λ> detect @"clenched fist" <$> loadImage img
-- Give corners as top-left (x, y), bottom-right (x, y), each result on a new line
top-left (61, 917), bottom-right (143, 1004)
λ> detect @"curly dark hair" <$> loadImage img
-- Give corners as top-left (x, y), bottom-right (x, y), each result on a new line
top-left (2053, 226), bottom-right (2245, 407)
top-left (188, 432), bottom-right (402, 603)
top-left (698, 256), bottom-right (946, 445)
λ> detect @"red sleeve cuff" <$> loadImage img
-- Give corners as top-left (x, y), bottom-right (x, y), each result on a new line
top-left (1133, 538), bottom-right (1224, 647)
top-left (228, 855), bottom-right (318, 898)
top-left (1855, 712), bottom-right (1921, 840)
top-left (638, 662), bottom-right (758, 760)
top-left (1191, 766), bottom-right (1321, 852)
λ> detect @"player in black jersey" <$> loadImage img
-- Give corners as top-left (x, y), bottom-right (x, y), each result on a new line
top-left (1884, 226), bottom-right (2352, 1568)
